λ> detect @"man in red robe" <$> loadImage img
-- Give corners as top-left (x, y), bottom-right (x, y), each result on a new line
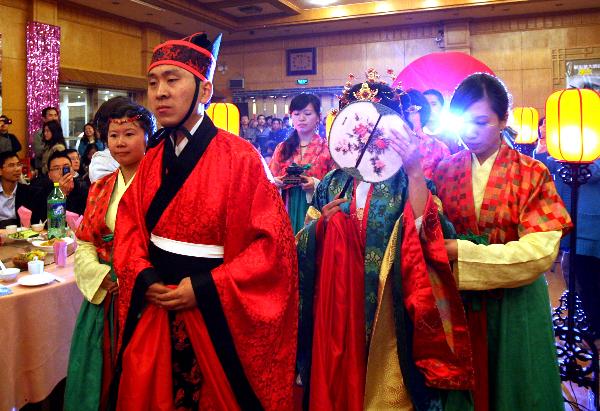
top-left (112, 32), bottom-right (298, 411)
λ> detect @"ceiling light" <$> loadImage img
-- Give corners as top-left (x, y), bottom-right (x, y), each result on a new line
top-left (129, 0), bottom-right (165, 12)
top-left (310, 0), bottom-right (338, 6)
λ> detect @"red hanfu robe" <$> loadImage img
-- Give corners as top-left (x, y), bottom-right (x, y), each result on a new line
top-left (113, 116), bottom-right (298, 411)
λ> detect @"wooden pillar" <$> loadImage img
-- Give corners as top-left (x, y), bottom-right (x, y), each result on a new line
top-left (31, 0), bottom-right (57, 25)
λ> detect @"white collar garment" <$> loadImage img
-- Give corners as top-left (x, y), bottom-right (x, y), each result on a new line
top-left (470, 148), bottom-right (500, 221)
top-left (170, 113), bottom-right (204, 157)
top-left (0, 183), bottom-right (18, 197)
top-left (0, 183), bottom-right (18, 221)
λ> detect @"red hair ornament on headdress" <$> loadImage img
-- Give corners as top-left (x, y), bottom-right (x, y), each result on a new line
top-left (109, 114), bottom-right (142, 125)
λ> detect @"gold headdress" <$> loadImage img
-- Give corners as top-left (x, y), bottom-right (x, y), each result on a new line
top-left (337, 68), bottom-right (404, 112)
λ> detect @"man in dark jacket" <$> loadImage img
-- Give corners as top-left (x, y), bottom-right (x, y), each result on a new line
top-left (29, 150), bottom-right (88, 224)
top-left (0, 151), bottom-right (30, 228)
top-left (0, 115), bottom-right (22, 155)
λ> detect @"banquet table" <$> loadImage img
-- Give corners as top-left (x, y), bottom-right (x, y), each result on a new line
top-left (0, 238), bottom-right (82, 411)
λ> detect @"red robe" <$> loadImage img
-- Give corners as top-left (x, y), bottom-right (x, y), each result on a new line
top-left (113, 118), bottom-right (298, 410)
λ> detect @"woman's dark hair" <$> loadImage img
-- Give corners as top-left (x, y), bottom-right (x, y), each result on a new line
top-left (344, 82), bottom-right (403, 115)
top-left (81, 122), bottom-right (97, 143)
top-left (538, 116), bottom-right (546, 138)
top-left (94, 97), bottom-right (156, 143)
top-left (401, 89), bottom-right (431, 130)
top-left (43, 120), bottom-right (66, 147)
top-left (80, 143), bottom-right (99, 172)
top-left (450, 73), bottom-right (510, 121)
top-left (281, 93), bottom-right (321, 161)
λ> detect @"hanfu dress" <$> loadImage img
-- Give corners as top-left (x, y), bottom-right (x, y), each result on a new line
top-left (269, 134), bottom-right (335, 233)
top-left (65, 169), bottom-right (132, 411)
top-left (433, 142), bottom-right (572, 411)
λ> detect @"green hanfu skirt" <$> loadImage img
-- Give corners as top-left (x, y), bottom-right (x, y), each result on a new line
top-left (285, 185), bottom-right (310, 234)
top-left (485, 276), bottom-right (563, 411)
top-left (64, 265), bottom-right (117, 411)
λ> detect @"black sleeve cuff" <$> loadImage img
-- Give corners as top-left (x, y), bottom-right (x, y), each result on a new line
top-left (190, 271), bottom-right (214, 307)
top-left (137, 267), bottom-right (161, 290)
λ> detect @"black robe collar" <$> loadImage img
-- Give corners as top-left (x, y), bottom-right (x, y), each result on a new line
top-left (145, 115), bottom-right (218, 233)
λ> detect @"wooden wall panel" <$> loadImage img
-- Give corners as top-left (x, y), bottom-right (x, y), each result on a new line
top-left (494, 69), bottom-right (523, 107)
top-left (522, 68), bottom-right (553, 115)
top-left (243, 50), bottom-right (285, 88)
top-left (0, 1), bottom-right (29, 154)
top-left (576, 26), bottom-right (600, 46)
top-left (366, 41), bottom-right (405, 75)
top-left (60, 22), bottom-right (103, 71)
top-left (322, 43), bottom-right (366, 82)
top-left (471, 32), bottom-right (522, 71)
top-left (404, 38), bottom-right (439, 68)
top-left (520, 28), bottom-right (575, 70)
top-left (99, 32), bottom-right (142, 77)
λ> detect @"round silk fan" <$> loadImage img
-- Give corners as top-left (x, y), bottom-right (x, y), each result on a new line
top-left (328, 101), bottom-right (409, 183)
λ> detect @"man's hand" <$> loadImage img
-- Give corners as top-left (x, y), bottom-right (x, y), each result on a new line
top-left (145, 282), bottom-right (171, 305)
top-left (58, 173), bottom-right (74, 196)
top-left (156, 277), bottom-right (197, 311)
top-left (100, 274), bottom-right (118, 294)
top-left (444, 239), bottom-right (458, 262)
top-left (300, 176), bottom-right (315, 193)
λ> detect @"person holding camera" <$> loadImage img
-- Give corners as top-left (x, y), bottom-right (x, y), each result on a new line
top-left (0, 115), bottom-right (22, 154)
top-left (29, 150), bottom-right (89, 224)
top-left (269, 93), bottom-right (335, 233)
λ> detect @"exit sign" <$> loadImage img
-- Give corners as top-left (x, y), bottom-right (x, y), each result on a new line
top-left (296, 79), bottom-right (309, 85)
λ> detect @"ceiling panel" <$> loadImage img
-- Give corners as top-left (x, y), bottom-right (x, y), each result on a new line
top-left (64, 0), bottom-right (600, 42)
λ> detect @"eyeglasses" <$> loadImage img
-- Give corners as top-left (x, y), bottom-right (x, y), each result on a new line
top-left (2, 162), bottom-right (22, 169)
top-left (49, 166), bottom-right (70, 172)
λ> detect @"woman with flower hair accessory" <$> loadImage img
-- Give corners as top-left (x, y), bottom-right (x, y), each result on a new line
top-left (64, 97), bottom-right (155, 411)
top-left (269, 93), bottom-right (335, 234)
top-left (296, 69), bottom-right (474, 410)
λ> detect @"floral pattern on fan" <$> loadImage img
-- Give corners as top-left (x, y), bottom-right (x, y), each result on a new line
top-left (334, 113), bottom-right (392, 176)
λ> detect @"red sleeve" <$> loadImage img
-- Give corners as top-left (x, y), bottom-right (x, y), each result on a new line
top-left (268, 142), bottom-right (285, 177)
top-left (400, 194), bottom-right (474, 389)
top-left (204, 150), bottom-right (298, 410)
top-left (113, 145), bottom-right (163, 338)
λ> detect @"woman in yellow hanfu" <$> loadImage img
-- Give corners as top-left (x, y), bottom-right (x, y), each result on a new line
top-left (434, 73), bottom-right (572, 411)
top-left (64, 98), bottom-right (155, 411)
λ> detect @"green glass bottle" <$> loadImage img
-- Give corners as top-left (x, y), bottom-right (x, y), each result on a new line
top-left (47, 182), bottom-right (66, 239)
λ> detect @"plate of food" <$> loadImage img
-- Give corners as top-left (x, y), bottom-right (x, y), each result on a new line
top-left (8, 229), bottom-right (41, 240)
top-left (12, 250), bottom-right (48, 270)
top-left (32, 237), bottom-right (74, 253)
top-left (17, 273), bottom-right (56, 287)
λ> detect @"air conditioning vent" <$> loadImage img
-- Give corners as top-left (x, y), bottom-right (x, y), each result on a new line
top-left (229, 78), bottom-right (245, 89)
top-left (238, 5), bottom-right (263, 15)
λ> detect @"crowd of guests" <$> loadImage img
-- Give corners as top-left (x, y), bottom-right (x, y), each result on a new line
top-left (240, 112), bottom-right (325, 163)
top-left (0, 105), bottom-right (119, 230)
top-left (0, 37), bottom-right (598, 409)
